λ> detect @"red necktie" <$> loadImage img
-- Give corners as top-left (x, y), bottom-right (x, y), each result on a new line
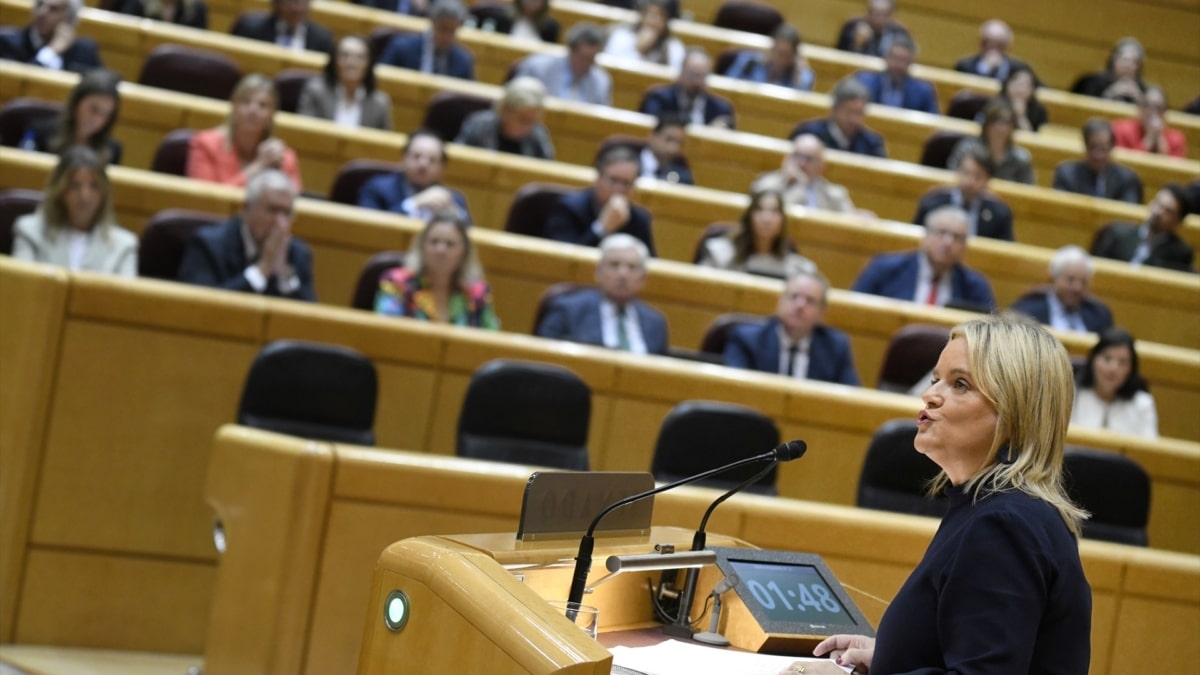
top-left (926, 274), bottom-right (941, 306)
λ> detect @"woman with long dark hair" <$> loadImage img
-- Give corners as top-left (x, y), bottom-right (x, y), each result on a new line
top-left (1071, 327), bottom-right (1158, 438)
top-left (24, 68), bottom-right (123, 165)
top-left (297, 34), bottom-right (392, 130)
top-left (697, 189), bottom-right (817, 279)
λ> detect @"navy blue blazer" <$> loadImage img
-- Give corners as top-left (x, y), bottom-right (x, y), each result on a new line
top-left (231, 14), bottom-right (335, 54)
top-left (790, 118), bottom-right (886, 158)
top-left (177, 217), bottom-right (316, 301)
top-left (1052, 161), bottom-right (1143, 204)
top-left (913, 188), bottom-right (1014, 242)
top-left (0, 26), bottom-right (102, 74)
top-left (543, 188), bottom-right (656, 256)
top-left (638, 84), bottom-right (736, 128)
top-left (854, 71), bottom-right (939, 115)
top-left (723, 318), bottom-right (860, 386)
top-left (351, 0), bottom-right (425, 14)
top-left (535, 288), bottom-right (669, 355)
top-left (852, 250), bottom-right (996, 310)
top-left (1009, 290), bottom-right (1114, 333)
top-left (356, 172), bottom-right (472, 223)
top-left (378, 32), bottom-right (475, 80)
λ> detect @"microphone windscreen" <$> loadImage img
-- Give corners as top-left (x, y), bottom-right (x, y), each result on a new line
top-left (777, 440), bottom-right (807, 461)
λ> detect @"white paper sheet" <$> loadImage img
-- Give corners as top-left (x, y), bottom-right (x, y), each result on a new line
top-left (610, 639), bottom-right (854, 675)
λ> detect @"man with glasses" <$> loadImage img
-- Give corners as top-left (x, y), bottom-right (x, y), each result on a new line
top-left (1053, 118), bottom-right (1143, 204)
top-left (543, 144), bottom-right (655, 255)
top-left (638, 48), bottom-right (735, 129)
top-left (1093, 184), bottom-right (1195, 273)
top-left (0, 0), bottom-right (102, 73)
top-left (1112, 86), bottom-right (1188, 158)
top-left (751, 133), bottom-right (855, 213)
top-left (913, 144), bottom-right (1013, 241)
top-left (853, 205), bottom-right (995, 310)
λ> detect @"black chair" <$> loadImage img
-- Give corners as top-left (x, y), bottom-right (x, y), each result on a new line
top-left (856, 419), bottom-right (947, 517)
top-left (151, 129), bottom-right (195, 176)
top-left (503, 182), bottom-right (572, 236)
top-left (698, 312), bottom-right (762, 359)
top-left (237, 340), bottom-right (379, 446)
top-left (421, 91), bottom-right (493, 142)
top-left (876, 323), bottom-right (950, 393)
top-left (329, 159), bottom-right (398, 205)
top-left (945, 90), bottom-right (990, 122)
top-left (919, 130), bottom-right (967, 169)
top-left (456, 359), bottom-right (591, 470)
top-left (274, 68), bottom-right (319, 114)
top-left (0, 98), bottom-right (61, 148)
top-left (713, 1), bottom-right (783, 36)
top-left (138, 44), bottom-right (242, 100)
top-left (1062, 446), bottom-right (1151, 547)
top-left (466, 0), bottom-right (509, 31)
top-left (138, 209), bottom-right (224, 280)
top-left (0, 188), bottom-right (42, 255)
top-left (350, 251), bottom-right (406, 310)
top-left (650, 400), bottom-right (781, 495)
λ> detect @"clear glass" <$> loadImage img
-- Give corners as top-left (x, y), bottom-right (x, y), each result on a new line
top-left (547, 600), bottom-right (599, 639)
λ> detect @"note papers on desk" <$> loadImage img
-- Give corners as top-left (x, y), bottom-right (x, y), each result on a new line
top-left (610, 639), bottom-right (854, 675)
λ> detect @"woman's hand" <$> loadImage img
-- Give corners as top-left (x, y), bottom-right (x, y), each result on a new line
top-left (255, 138), bottom-right (286, 169)
top-left (813, 634), bottom-right (875, 673)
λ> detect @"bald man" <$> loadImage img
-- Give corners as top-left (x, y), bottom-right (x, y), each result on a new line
top-left (751, 134), bottom-right (855, 213)
top-left (954, 19), bottom-right (1028, 82)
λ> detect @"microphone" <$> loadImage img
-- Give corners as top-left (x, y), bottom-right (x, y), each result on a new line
top-left (565, 440), bottom-right (807, 612)
top-left (693, 573), bottom-right (740, 646)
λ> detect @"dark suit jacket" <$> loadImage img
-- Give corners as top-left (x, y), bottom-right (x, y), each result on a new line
top-left (854, 71), bottom-right (939, 115)
top-left (1052, 161), bottom-right (1143, 204)
top-left (350, 0), bottom-right (424, 15)
top-left (834, 18), bottom-right (907, 57)
top-left (638, 84), bottom-right (736, 128)
top-left (790, 118), bottom-right (886, 158)
top-left (535, 287), bottom-right (669, 355)
top-left (0, 26), bottom-right (103, 73)
top-left (1092, 222), bottom-right (1196, 273)
top-left (356, 172), bottom-right (472, 223)
top-left (111, 0), bottom-right (209, 28)
top-left (852, 250), bottom-right (996, 309)
top-left (723, 318), bottom-right (860, 386)
top-left (231, 13), bottom-right (334, 53)
top-left (953, 54), bottom-right (1029, 82)
top-left (378, 32), bottom-right (475, 80)
top-left (543, 188), bottom-right (656, 256)
top-left (913, 188), bottom-right (1014, 242)
top-left (1009, 290), bottom-right (1114, 333)
top-left (177, 217), bottom-right (316, 300)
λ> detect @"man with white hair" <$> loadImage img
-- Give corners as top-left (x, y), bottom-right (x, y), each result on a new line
top-left (751, 134), bottom-right (855, 213)
top-left (0, 0), bottom-right (102, 73)
top-left (954, 20), bottom-right (1028, 82)
top-left (455, 76), bottom-right (555, 160)
top-left (1010, 246), bottom-right (1114, 333)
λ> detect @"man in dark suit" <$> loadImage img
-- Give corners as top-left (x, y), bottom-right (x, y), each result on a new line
top-left (351, 0), bottom-right (426, 15)
top-left (358, 129), bottom-right (472, 223)
top-left (378, 0), bottom-right (475, 80)
top-left (1010, 245), bottom-right (1113, 334)
top-left (639, 114), bottom-right (694, 185)
top-left (835, 0), bottom-right (908, 57)
top-left (1052, 118), bottom-right (1143, 204)
top-left (790, 77), bottom-right (886, 158)
top-left (1092, 184), bottom-right (1196, 273)
top-left (535, 233), bottom-right (669, 355)
top-left (854, 205), bottom-right (996, 310)
top-left (0, 0), bottom-right (102, 73)
top-left (913, 144), bottom-right (1014, 241)
top-left (230, 0), bottom-right (334, 53)
top-left (953, 20), bottom-right (1029, 82)
top-left (638, 48), bottom-right (734, 129)
top-left (724, 271), bottom-right (860, 386)
top-left (854, 32), bottom-right (938, 115)
top-left (178, 169), bottom-right (316, 301)
top-left (543, 144), bottom-right (655, 255)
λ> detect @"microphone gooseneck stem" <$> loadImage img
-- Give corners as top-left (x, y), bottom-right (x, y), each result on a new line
top-left (565, 534), bottom-right (595, 615)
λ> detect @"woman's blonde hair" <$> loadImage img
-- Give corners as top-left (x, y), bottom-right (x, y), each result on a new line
top-left (225, 73), bottom-right (278, 143)
top-left (406, 210), bottom-right (483, 290)
top-left (39, 146), bottom-right (117, 242)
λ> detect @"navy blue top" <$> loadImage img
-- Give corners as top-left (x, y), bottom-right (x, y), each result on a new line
top-left (872, 484), bottom-right (1091, 674)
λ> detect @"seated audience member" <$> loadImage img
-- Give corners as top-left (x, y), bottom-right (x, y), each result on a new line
top-left (954, 20), bottom-right (1028, 83)
top-left (351, 0), bottom-right (424, 15)
top-left (1112, 86), bottom-right (1188, 158)
top-left (916, 144), bottom-right (1014, 241)
top-left (602, 0), bottom-right (685, 72)
top-left (0, 0), bottom-right (103, 73)
top-left (1011, 245), bottom-right (1114, 333)
top-left (597, 0), bottom-right (678, 15)
top-left (791, 77), bottom-right (886, 158)
top-left (12, 146), bottom-right (136, 276)
top-left (481, 0), bottom-right (559, 43)
top-left (231, 0), bottom-right (333, 53)
top-left (724, 23), bottom-right (814, 91)
top-left (1052, 118), bottom-right (1143, 203)
top-left (177, 169), bottom-right (315, 300)
top-left (358, 129), bottom-right (471, 222)
top-left (23, 67), bottom-right (123, 165)
top-left (697, 189), bottom-right (817, 280)
top-left (639, 114), bottom-right (693, 184)
top-left (378, 0), bottom-right (475, 80)
top-left (1092, 184), bottom-right (1195, 273)
top-left (639, 49), bottom-right (735, 129)
top-left (186, 74), bottom-right (302, 190)
top-left (854, 32), bottom-right (938, 115)
top-left (1071, 327), bottom-right (1158, 438)
top-left (855, 205), bottom-right (996, 310)
top-left (514, 22), bottom-right (610, 106)
top-left (948, 98), bottom-right (1034, 185)
top-left (375, 211), bottom-right (498, 328)
top-left (456, 76), bottom-right (555, 160)
top-left (723, 271), bottom-right (860, 386)
top-left (543, 145), bottom-right (655, 255)
top-left (298, 35), bottom-right (392, 130)
top-left (835, 0), bottom-right (908, 57)
top-left (995, 64), bottom-right (1046, 132)
top-left (1076, 37), bottom-right (1147, 104)
top-left (106, 0), bottom-right (207, 29)
top-left (535, 233), bottom-right (668, 355)
top-left (751, 134), bottom-right (855, 214)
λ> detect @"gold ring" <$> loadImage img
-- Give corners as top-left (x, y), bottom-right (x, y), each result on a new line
top-left (792, 667), bottom-right (805, 674)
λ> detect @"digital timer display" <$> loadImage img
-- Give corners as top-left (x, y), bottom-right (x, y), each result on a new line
top-left (727, 559), bottom-right (858, 627)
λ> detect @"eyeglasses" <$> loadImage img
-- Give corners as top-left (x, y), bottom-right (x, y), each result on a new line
top-left (928, 228), bottom-right (967, 243)
top-left (35, 0), bottom-right (68, 11)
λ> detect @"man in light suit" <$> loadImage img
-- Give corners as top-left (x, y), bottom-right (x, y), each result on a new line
top-left (854, 32), bottom-right (938, 115)
top-left (0, 0), bottom-right (102, 73)
top-left (913, 144), bottom-right (1013, 241)
top-left (535, 234), bottom-right (669, 355)
top-left (514, 22), bottom-right (611, 106)
top-left (378, 0), bottom-right (475, 80)
top-left (638, 48), bottom-right (735, 129)
top-left (357, 129), bottom-right (472, 222)
top-left (543, 144), bottom-right (655, 255)
top-left (231, 0), bottom-right (334, 53)
top-left (1010, 246), bottom-right (1114, 334)
top-left (1052, 118), bottom-right (1143, 204)
top-left (751, 134), bottom-right (855, 213)
top-left (854, 205), bottom-right (996, 310)
top-left (723, 271), bottom-right (860, 386)
top-left (178, 169), bottom-right (316, 301)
